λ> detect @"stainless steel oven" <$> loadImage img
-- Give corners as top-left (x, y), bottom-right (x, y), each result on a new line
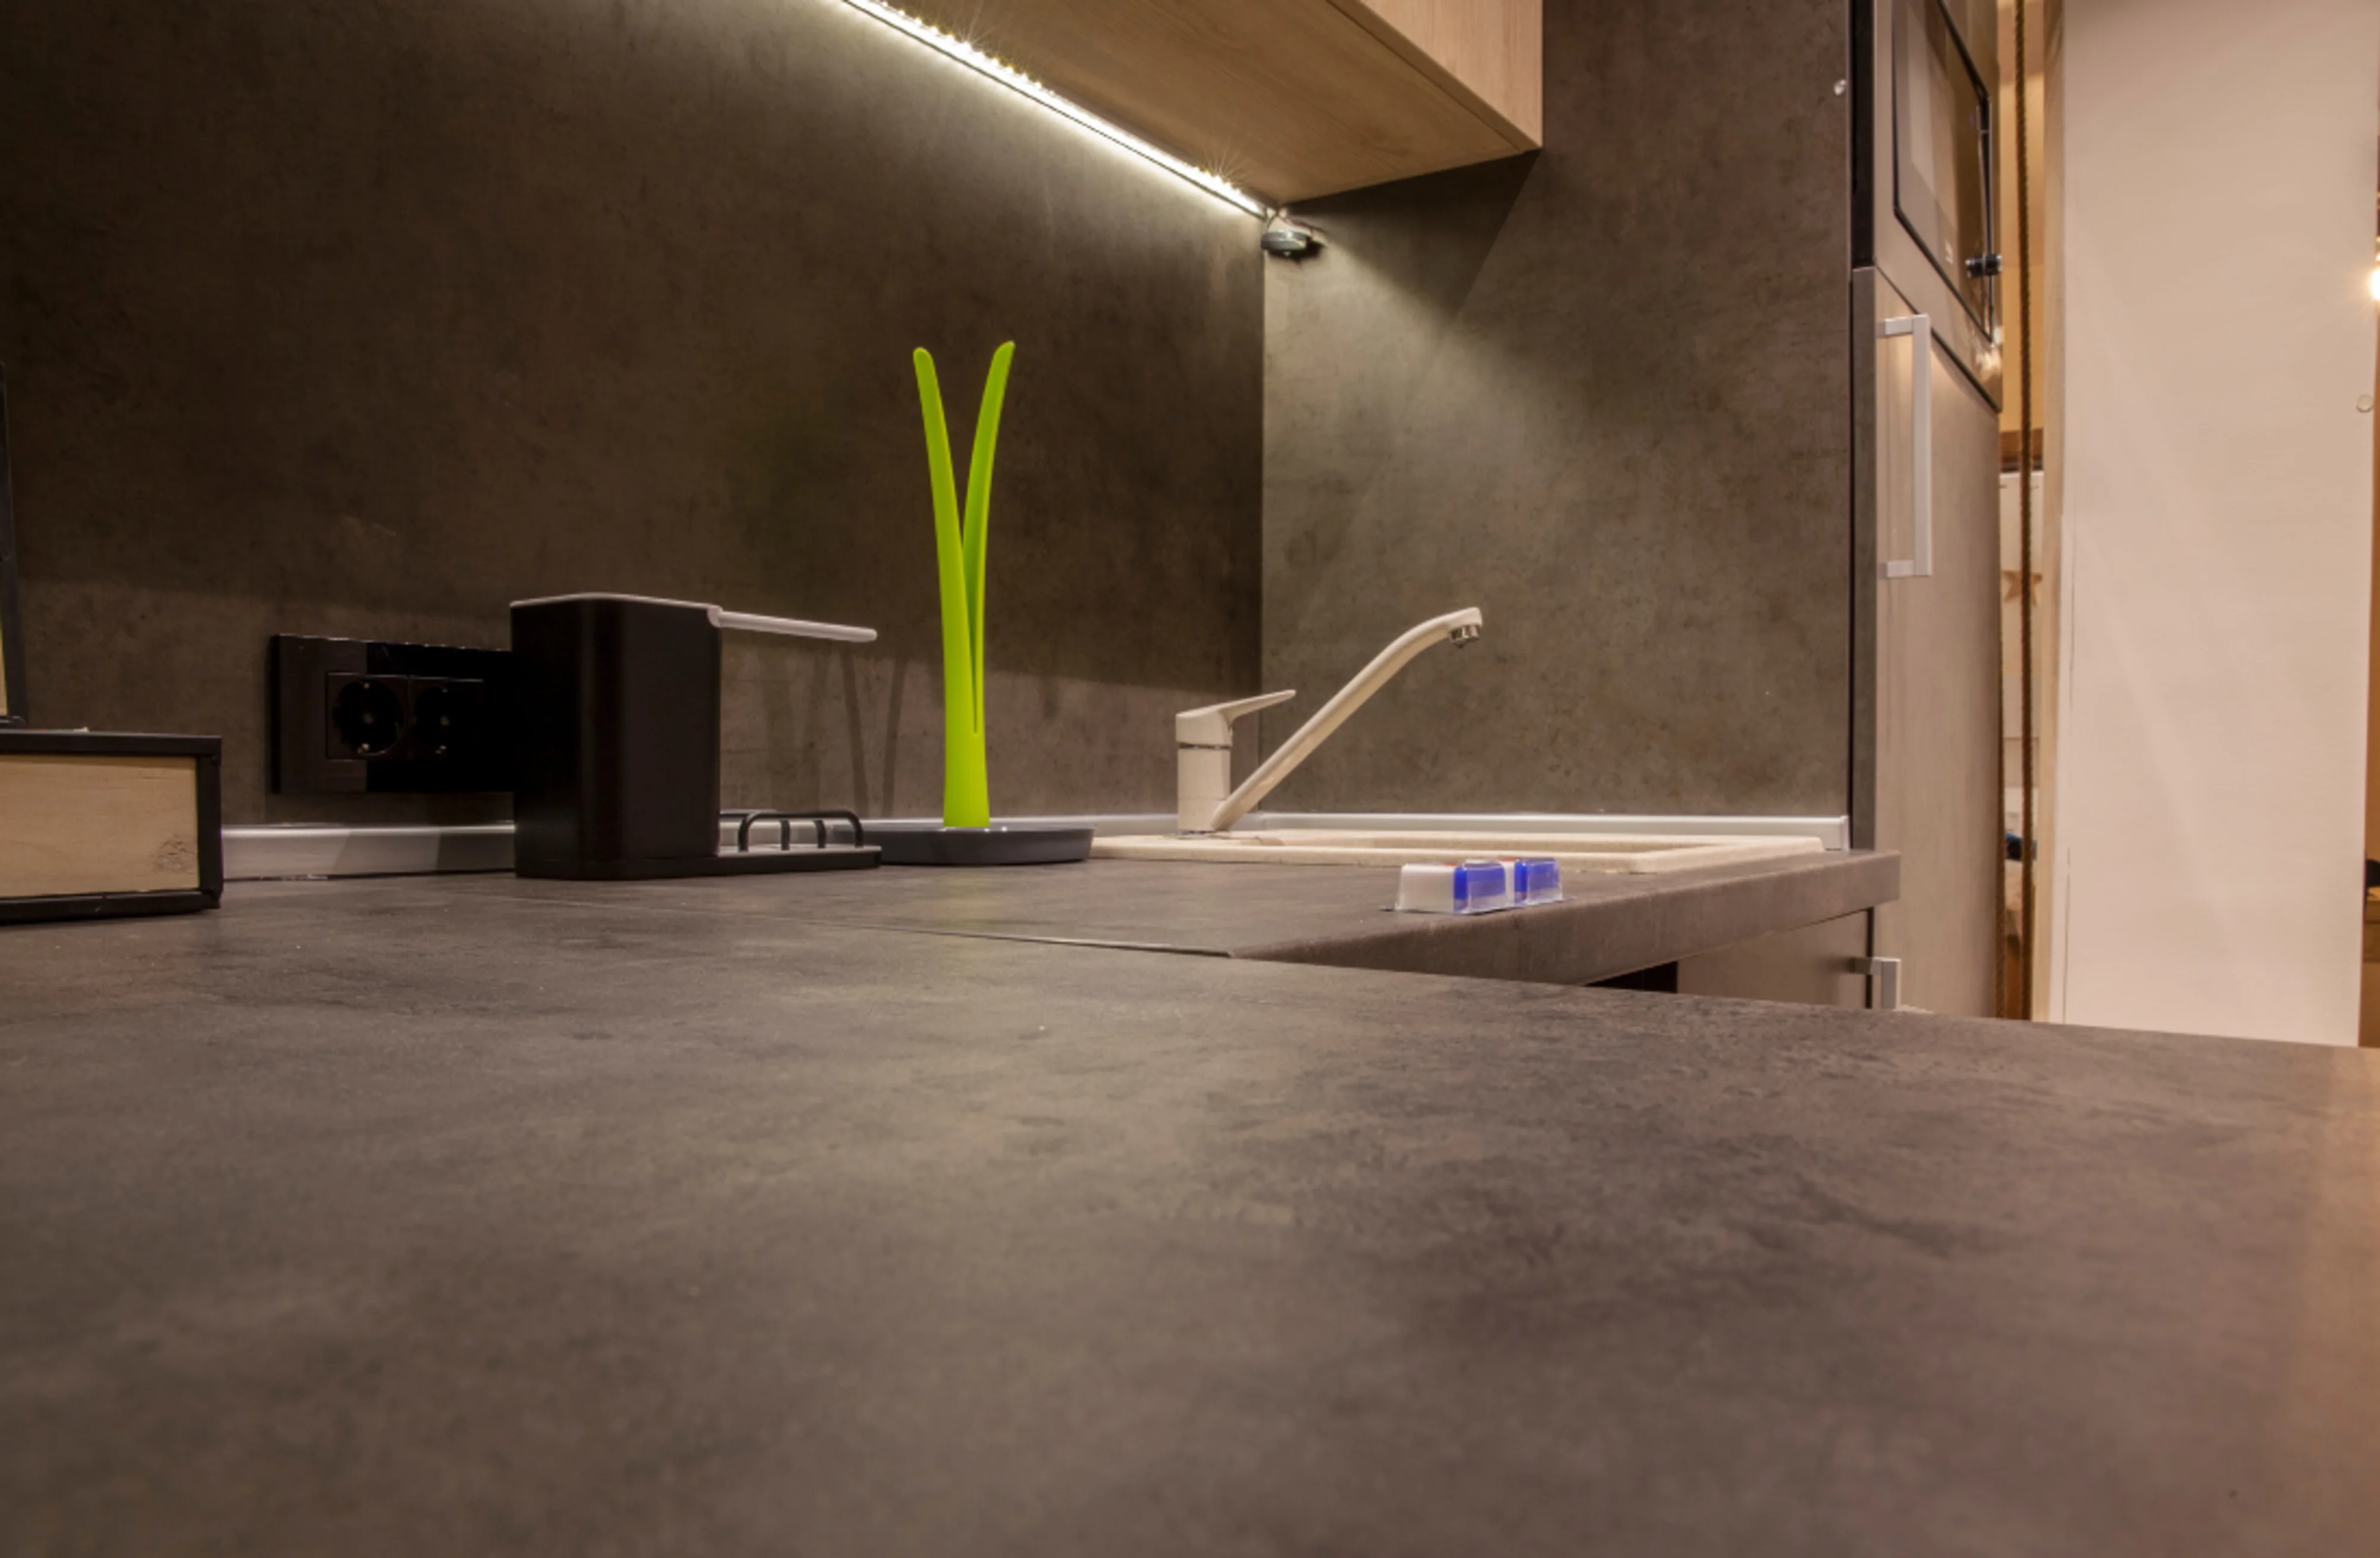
top-left (1858, 0), bottom-right (2001, 396)
top-left (1894, 0), bottom-right (1998, 329)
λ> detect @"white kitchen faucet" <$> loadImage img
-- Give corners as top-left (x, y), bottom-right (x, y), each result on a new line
top-left (1173, 608), bottom-right (1484, 835)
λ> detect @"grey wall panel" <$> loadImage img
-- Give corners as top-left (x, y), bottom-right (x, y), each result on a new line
top-left (0, 0), bottom-right (1261, 823)
top-left (1261, 0), bottom-right (1854, 817)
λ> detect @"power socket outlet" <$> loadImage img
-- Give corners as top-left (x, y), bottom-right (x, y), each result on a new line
top-left (273, 635), bottom-right (514, 794)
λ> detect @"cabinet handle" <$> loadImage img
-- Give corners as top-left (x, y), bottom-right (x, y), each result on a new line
top-left (1851, 955), bottom-right (1903, 1011)
top-left (1881, 314), bottom-right (1933, 580)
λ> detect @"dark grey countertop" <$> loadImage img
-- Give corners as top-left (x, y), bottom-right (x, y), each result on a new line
top-left (4, 875), bottom-right (2376, 1556)
top-left (468, 848), bottom-right (1900, 984)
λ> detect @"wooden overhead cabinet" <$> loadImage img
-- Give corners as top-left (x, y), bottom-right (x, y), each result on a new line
top-left (901, 0), bottom-right (1543, 204)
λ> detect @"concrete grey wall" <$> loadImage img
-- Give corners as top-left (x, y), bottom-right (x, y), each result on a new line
top-left (1260, 0), bottom-right (1853, 818)
top-left (0, 0), bottom-right (1261, 824)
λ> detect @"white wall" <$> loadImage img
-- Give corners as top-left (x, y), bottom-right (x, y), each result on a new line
top-left (2053, 0), bottom-right (2378, 1043)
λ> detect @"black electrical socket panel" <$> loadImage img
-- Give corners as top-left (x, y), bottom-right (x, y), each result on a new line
top-left (272, 634), bottom-right (515, 794)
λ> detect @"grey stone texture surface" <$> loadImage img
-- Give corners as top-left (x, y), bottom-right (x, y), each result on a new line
top-left (1261, 0), bottom-right (1856, 816)
top-left (430, 850), bottom-right (1897, 985)
top-left (4, 878), bottom-right (2376, 1554)
top-left (0, 0), bottom-right (1262, 824)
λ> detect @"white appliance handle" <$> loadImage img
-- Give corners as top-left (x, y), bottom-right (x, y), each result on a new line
top-left (710, 608), bottom-right (876, 644)
top-left (511, 593), bottom-right (879, 644)
top-left (1880, 314), bottom-right (1933, 580)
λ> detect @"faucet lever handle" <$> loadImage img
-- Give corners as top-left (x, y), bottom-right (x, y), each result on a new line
top-left (1177, 690), bottom-right (1297, 747)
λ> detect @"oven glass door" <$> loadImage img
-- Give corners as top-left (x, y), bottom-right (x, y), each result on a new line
top-left (1893, 0), bottom-right (1996, 329)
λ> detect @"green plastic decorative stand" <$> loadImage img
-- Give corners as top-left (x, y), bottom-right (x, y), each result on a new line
top-left (872, 342), bottom-right (1090, 868)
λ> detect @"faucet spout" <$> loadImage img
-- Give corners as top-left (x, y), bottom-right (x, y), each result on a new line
top-left (1189, 607), bottom-right (1483, 834)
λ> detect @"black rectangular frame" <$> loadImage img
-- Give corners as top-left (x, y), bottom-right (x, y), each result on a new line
top-left (271, 633), bottom-right (517, 794)
top-left (0, 730), bottom-right (224, 924)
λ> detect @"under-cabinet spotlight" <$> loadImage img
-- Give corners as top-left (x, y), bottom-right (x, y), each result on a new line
top-left (1261, 219), bottom-right (1324, 260)
top-left (2367, 260), bottom-right (2380, 303)
top-left (832, 0), bottom-right (1270, 219)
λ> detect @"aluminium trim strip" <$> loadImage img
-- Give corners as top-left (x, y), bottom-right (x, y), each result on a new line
top-left (224, 824), bottom-right (516, 880)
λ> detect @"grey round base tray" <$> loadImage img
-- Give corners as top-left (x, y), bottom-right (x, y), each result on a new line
top-left (869, 823), bottom-right (1094, 867)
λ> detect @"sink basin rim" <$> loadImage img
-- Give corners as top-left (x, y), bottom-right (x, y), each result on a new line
top-left (1091, 830), bottom-right (1828, 875)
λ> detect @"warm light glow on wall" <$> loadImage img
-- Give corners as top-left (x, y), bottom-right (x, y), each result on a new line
top-left (832, 0), bottom-right (1271, 218)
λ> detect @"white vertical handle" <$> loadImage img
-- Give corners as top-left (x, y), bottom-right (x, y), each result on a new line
top-left (1852, 955), bottom-right (1903, 1011)
top-left (1881, 314), bottom-right (1933, 580)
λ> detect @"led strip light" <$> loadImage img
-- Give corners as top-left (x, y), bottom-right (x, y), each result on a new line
top-left (835, 0), bottom-right (1272, 218)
